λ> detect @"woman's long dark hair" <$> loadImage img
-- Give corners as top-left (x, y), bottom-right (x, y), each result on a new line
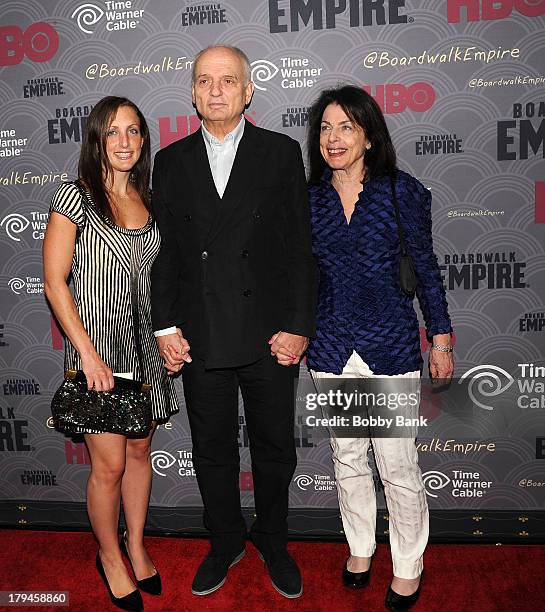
top-left (307, 85), bottom-right (396, 184)
top-left (78, 96), bottom-right (151, 222)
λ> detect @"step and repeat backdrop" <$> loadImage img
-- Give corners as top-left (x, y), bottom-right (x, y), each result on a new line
top-left (1, 1), bottom-right (544, 540)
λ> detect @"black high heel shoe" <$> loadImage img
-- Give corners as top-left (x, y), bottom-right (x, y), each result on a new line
top-left (120, 531), bottom-right (162, 596)
top-left (95, 552), bottom-right (143, 611)
top-left (342, 556), bottom-right (372, 588)
top-left (385, 572), bottom-right (423, 610)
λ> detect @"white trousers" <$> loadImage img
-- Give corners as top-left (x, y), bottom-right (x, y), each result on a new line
top-left (311, 351), bottom-right (428, 579)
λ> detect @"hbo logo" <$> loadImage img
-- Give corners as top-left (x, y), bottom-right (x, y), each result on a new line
top-left (448, 0), bottom-right (545, 22)
top-left (0, 22), bottom-right (59, 66)
top-left (363, 83), bottom-right (436, 114)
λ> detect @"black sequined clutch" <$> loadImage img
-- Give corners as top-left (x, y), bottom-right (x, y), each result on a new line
top-left (51, 369), bottom-right (152, 435)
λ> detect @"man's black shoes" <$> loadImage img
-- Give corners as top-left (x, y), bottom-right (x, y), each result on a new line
top-left (192, 545), bottom-right (302, 599)
top-left (191, 548), bottom-right (246, 596)
top-left (260, 549), bottom-right (303, 599)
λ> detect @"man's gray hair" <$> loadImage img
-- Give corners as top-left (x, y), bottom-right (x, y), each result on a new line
top-left (192, 45), bottom-right (252, 85)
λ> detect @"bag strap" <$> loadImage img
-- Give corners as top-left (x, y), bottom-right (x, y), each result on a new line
top-left (389, 174), bottom-right (409, 257)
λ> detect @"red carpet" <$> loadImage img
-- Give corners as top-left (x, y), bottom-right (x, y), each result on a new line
top-left (1, 531), bottom-right (543, 611)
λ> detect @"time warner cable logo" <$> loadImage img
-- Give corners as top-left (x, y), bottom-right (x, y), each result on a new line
top-left (8, 276), bottom-right (44, 295)
top-left (459, 363), bottom-right (545, 411)
top-left (294, 474), bottom-right (314, 490)
top-left (1, 213), bottom-right (29, 241)
top-left (8, 278), bottom-right (25, 294)
top-left (251, 58), bottom-right (323, 91)
top-left (1, 212), bottom-right (48, 241)
top-left (421, 471), bottom-right (451, 497)
top-left (251, 60), bottom-right (278, 91)
top-left (150, 450), bottom-right (176, 476)
top-left (422, 470), bottom-right (492, 498)
top-left (150, 450), bottom-right (195, 477)
top-left (459, 365), bottom-right (515, 411)
top-left (293, 473), bottom-right (335, 491)
top-left (72, 4), bottom-right (104, 33)
top-left (71, 2), bottom-right (145, 34)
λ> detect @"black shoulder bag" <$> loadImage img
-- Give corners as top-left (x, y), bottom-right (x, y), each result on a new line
top-left (390, 175), bottom-right (418, 298)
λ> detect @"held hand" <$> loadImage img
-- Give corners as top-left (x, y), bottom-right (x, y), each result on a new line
top-left (156, 329), bottom-right (191, 374)
top-left (269, 332), bottom-right (309, 367)
top-left (80, 354), bottom-right (114, 391)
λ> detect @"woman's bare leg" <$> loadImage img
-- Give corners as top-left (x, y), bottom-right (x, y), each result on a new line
top-left (85, 432), bottom-right (136, 597)
top-left (121, 425), bottom-right (157, 579)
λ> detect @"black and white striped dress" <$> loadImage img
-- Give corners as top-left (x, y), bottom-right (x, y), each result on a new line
top-left (49, 181), bottom-right (179, 430)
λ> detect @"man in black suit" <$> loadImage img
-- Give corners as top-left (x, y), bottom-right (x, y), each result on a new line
top-left (151, 45), bottom-right (316, 599)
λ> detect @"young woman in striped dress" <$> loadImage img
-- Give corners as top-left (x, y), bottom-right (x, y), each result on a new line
top-left (43, 96), bottom-right (179, 611)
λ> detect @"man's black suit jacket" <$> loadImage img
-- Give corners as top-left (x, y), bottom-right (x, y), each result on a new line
top-left (151, 120), bottom-right (317, 368)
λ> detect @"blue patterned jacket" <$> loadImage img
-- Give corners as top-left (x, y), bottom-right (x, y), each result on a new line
top-left (306, 168), bottom-right (452, 375)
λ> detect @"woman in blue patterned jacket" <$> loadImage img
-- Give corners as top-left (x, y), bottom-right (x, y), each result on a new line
top-left (305, 86), bottom-right (454, 610)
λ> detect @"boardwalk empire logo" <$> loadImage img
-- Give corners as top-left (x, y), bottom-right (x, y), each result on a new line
top-left (181, 4), bottom-right (228, 26)
top-left (3, 378), bottom-right (41, 396)
top-left (0, 407), bottom-right (30, 452)
top-left (48, 105), bottom-right (92, 145)
top-left (282, 107), bottom-right (310, 127)
top-left (497, 101), bottom-right (544, 160)
top-left (268, 0), bottom-right (408, 32)
top-left (520, 312), bottom-right (545, 332)
top-left (20, 469), bottom-right (58, 486)
top-left (415, 133), bottom-right (463, 155)
top-left (440, 251), bottom-right (526, 290)
top-left (23, 76), bottom-right (64, 98)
